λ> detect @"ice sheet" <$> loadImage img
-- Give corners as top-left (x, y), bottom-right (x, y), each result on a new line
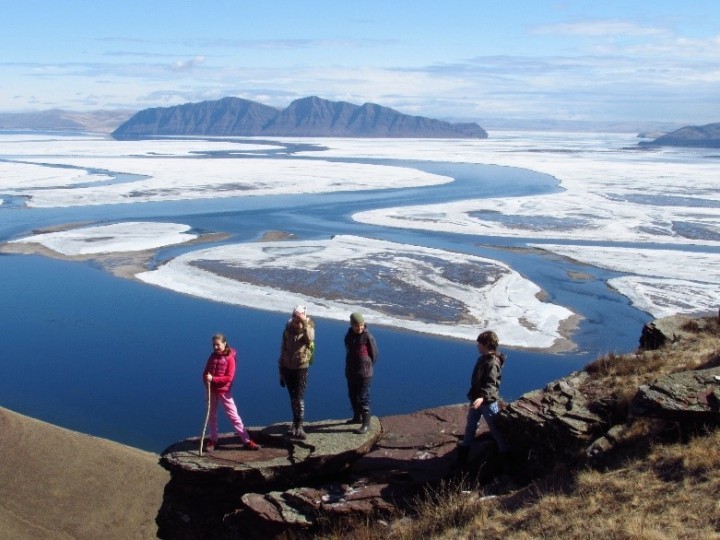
top-left (6, 156), bottom-right (450, 207)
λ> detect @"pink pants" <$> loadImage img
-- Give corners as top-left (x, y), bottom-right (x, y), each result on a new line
top-left (208, 391), bottom-right (250, 443)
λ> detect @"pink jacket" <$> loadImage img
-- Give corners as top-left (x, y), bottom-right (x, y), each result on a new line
top-left (202, 347), bottom-right (237, 394)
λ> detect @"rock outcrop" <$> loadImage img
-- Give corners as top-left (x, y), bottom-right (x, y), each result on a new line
top-left (638, 314), bottom-right (708, 350)
top-left (156, 315), bottom-right (720, 538)
top-left (157, 406), bottom-right (491, 537)
top-left (631, 367), bottom-right (720, 421)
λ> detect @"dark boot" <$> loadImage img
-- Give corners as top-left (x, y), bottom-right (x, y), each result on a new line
top-left (287, 419), bottom-right (298, 437)
top-left (295, 418), bottom-right (307, 440)
top-left (345, 410), bottom-right (362, 424)
top-left (355, 413), bottom-right (371, 434)
top-left (455, 445), bottom-right (470, 468)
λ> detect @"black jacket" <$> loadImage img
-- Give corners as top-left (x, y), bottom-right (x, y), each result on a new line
top-left (467, 352), bottom-right (506, 403)
top-left (344, 326), bottom-right (379, 380)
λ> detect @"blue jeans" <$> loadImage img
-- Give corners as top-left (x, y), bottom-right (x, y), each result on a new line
top-left (461, 400), bottom-right (509, 452)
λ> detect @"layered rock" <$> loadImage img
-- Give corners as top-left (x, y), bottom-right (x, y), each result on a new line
top-left (236, 405), bottom-right (473, 532)
top-left (497, 371), bottom-right (608, 467)
top-left (158, 406), bottom-right (489, 537)
top-left (631, 367), bottom-right (720, 422)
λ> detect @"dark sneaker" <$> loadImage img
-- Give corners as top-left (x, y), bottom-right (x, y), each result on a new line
top-left (295, 426), bottom-right (307, 440)
top-left (243, 440), bottom-right (261, 451)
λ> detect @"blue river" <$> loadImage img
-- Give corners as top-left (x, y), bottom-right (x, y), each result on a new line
top-left (0, 138), bottom-right (651, 452)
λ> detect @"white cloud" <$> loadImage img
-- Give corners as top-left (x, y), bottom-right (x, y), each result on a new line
top-left (168, 56), bottom-right (206, 72)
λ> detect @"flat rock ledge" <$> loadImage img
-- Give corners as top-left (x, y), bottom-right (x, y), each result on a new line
top-left (161, 417), bottom-right (382, 490)
top-left (157, 405), bottom-right (481, 537)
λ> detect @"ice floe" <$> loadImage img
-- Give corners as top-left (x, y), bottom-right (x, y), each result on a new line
top-left (531, 244), bottom-right (720, 319)
top-left (9, 222), bottom-right (196, 255)
top-left (136, 234), bottom-right (575, 348)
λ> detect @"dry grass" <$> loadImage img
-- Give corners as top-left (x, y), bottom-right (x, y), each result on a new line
top-left (320, 430), bottom-right (720, 539)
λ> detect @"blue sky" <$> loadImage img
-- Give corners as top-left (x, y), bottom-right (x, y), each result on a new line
top-left (1, 0), bottom-right (719, 124)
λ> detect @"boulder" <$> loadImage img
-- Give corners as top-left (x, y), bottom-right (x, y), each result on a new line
top-left (631, 366), bottom-right (720, 423)
top-left (497, 371), bottom-right (608, 465)
top-left (638, 314), bottom-right (700, 350)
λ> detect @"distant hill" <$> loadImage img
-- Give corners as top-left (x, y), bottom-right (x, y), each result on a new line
top-left (642, 122), bottom-right (720, 148)
top-left (0, 109), bottom-right (134, 134)
top-left (112, 96), bottom-right (488, 139)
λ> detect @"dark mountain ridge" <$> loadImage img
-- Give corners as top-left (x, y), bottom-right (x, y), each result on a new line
top-left (642, 122), bottom-right (720, 148)
top-left (112, 96), bottom-right (488, 139)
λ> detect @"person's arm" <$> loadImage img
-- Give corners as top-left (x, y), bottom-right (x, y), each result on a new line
top-left (478, 357), bottom-right (501, 400)
top-left (305, 319), bottom-right (315, 344)
top-left (368, 333), bottom-right (379, 364)
top-left (202, 356), bottom-right (212, 383)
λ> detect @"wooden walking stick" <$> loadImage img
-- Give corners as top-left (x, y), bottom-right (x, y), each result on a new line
top-left (199, 379), bottom-right (211, 456)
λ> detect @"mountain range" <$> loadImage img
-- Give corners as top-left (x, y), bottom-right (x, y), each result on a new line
top-left (111, 96), bottom-right (488, 139)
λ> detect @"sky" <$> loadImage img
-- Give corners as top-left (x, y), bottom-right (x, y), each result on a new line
top-left (1, 0), bottom-right (719, 124)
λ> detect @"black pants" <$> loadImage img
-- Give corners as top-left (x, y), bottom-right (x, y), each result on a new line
top-left (347, 376), bottom-right (372, 416)
top-left (282, 367), bottom-right (308, 422)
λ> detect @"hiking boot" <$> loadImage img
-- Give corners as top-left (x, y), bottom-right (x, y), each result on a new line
top-left (243, 440), bottom-right (260, 451)
top-left (345, 414), bottom-right (362, 425)
top-left (355, 413), bottom-right (371, 435)
top-left (295, 425), bottom-right (307, 440)
top-left (205, 440), bottom-right (216, 451)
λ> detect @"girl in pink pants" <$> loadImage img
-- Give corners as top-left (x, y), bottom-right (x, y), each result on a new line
top-left (202, 333), bottom-right (260, 451)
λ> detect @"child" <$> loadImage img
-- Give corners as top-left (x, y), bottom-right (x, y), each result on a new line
top-left (202, 333), bottom-right (260, 451)
top-left (344, 312), bottom-right (379, 434)
top-left (278, 305), bottom-right (315, 439)
top-left (457, 330), bottom-right (510, 467)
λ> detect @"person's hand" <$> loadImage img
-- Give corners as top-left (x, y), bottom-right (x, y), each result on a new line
top-left (205, 373), bottom-right (213, 383)
top-left (471, 397), bottom-right (484, 410)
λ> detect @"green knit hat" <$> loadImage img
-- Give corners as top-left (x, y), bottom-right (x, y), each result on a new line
top-left (350, 312), bottom-right (365, 325)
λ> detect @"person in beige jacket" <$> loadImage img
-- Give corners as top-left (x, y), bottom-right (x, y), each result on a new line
top-left (278, 305), bottom-right (315, 439)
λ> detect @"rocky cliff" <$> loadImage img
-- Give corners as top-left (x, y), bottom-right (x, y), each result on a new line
top-left (112, 96), bottom-right (488, 140)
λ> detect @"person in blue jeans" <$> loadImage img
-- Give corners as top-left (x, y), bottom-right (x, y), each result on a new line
top-left (457, 330), bottom-right (511, 469)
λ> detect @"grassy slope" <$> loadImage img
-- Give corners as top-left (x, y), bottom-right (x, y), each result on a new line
top-left (0, 407), bottom-right (169, 539)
